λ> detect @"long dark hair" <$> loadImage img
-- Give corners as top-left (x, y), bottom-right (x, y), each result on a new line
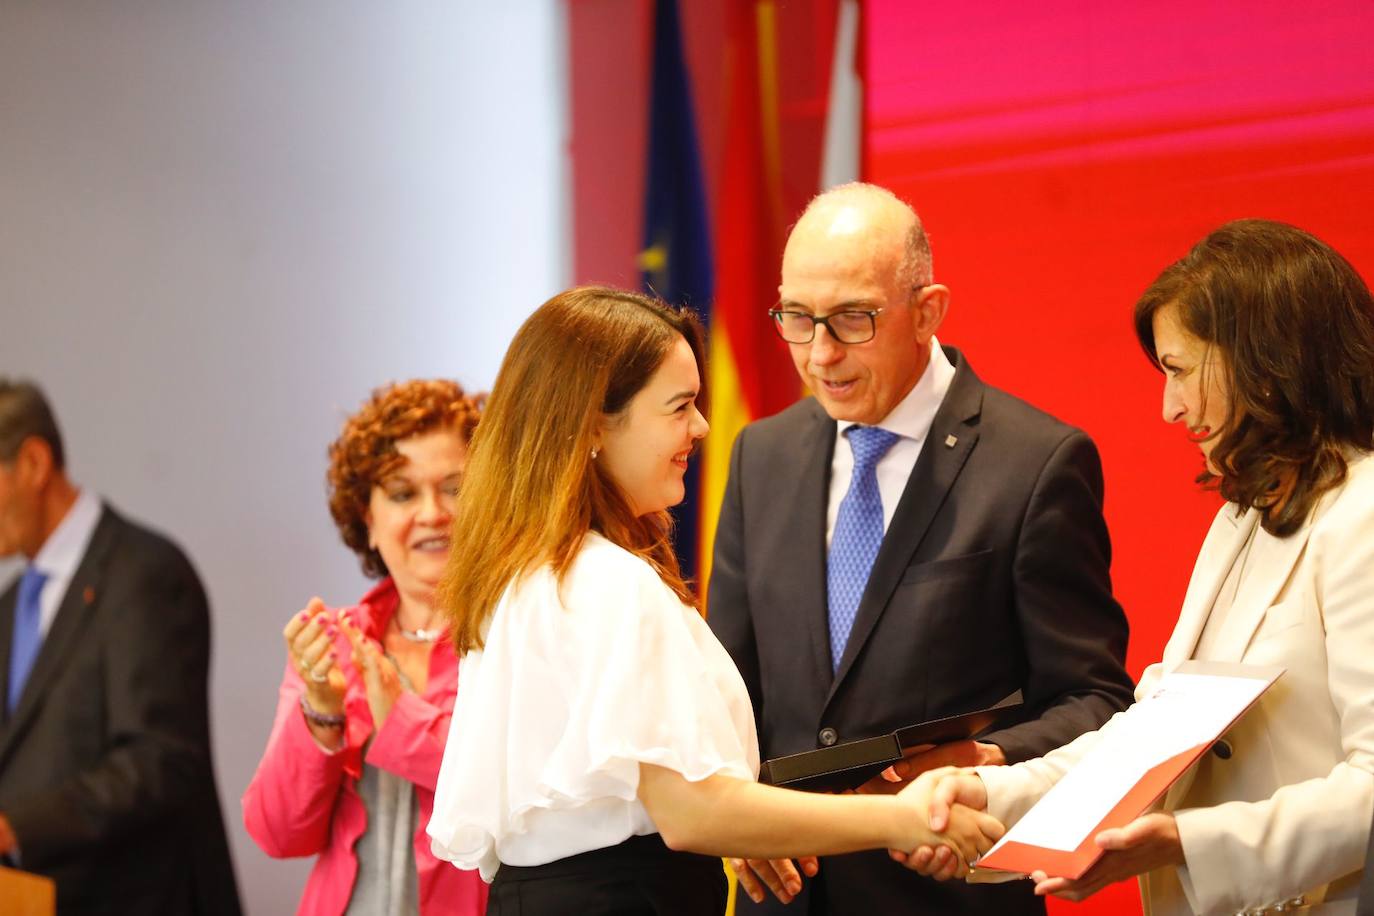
top-left (1134, 219), bottom-right (1374, 536)
top-left (441, 286), bottom-right (705, 653)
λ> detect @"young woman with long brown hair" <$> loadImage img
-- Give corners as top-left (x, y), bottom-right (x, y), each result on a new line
top-left (426, 287), bottom-right (1002, 914)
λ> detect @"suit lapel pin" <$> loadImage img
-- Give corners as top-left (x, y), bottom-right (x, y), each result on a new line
top-left (83, 585), bottom-right (96, 605)
top-left (944, 434), bottom-right (958, 448)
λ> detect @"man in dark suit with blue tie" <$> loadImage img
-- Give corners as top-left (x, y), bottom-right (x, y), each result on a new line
top-left (708, 183), bottom-right (1135, 914)
top-left (0, 380), bottom-right (240, 915)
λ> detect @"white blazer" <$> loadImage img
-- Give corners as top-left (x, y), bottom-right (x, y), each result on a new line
top-left (979, 452), bottom-right (1374, 916)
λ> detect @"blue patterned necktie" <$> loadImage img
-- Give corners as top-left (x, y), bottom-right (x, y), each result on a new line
top-left (827, 426), bottom-right (901, 672)
top-left (7, 566), bottom-right (49, 716)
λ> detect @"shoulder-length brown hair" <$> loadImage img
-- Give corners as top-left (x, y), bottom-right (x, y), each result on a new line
top-left (1134, 219), bottom-right (1374, 536)
top-left (441, 286), bottom-right (705, 652)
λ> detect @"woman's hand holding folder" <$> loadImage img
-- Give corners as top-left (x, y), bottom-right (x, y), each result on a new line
top-left (891, 767), bottom-right (1182, 900)
top-left (1025, 812), bottom-right (1182, 900)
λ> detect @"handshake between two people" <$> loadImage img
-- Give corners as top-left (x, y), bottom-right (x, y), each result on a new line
top-left (732, 739), bottom-right (1187, 905)
top-left (731, 740), bottom-right (1004, 906)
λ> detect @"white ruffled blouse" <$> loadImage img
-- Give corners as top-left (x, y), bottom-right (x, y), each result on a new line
top-left (427, 533), bottom-right (760, 882)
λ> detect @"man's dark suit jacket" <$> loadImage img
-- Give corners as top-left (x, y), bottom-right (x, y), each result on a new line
top-left (708, 347), bottom-right (1135, 915)
top-left (0, 505), bottom-right (240, 916)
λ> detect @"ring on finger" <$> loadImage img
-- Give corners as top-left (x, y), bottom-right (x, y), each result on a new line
top-left (308, 670), bottom-right (328, 683)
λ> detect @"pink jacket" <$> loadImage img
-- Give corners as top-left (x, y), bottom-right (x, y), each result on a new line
top-left (242, 579), bottom-right (487, 916)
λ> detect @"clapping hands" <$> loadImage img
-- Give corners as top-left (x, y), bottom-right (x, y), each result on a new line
top-left (283, 599), bottom-right (405, 736)
top-left (283, 598), bottom-right (346, 713)
top-left (338, 611), bottom-right (403, 729)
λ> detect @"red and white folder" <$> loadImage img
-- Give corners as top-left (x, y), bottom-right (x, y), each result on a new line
top-left (973, 660), bottom-right (1283, 881)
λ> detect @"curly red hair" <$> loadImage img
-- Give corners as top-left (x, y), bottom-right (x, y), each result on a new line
top-left (327, 379), bottom-right (482, 578)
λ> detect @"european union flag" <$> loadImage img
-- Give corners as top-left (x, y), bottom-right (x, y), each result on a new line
top-left (640, 0), bottom-right (713, 584)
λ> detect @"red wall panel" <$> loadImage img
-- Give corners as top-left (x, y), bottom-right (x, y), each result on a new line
top-left (866, 3), bottom-right (1374, 912)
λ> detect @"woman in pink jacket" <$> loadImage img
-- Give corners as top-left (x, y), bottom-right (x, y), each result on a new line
top-left (244, 380), bottom-right (487, 916)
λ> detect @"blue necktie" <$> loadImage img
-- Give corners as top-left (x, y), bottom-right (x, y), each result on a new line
top-left (827, 426), bottom-right (901, 672)
top-left (7, 566), bottom-right (49, 716)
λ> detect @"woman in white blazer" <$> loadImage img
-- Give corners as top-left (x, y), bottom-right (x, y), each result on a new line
top-left (907, 219), bottom-right (1374, 915)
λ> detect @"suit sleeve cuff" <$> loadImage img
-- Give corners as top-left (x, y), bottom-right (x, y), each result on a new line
top-left (1173, 808), bottom-right (1214, 915)
top-left (974, 764), bottom-right (1047, 828)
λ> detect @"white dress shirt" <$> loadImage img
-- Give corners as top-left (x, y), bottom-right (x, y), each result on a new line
top-left (30, 487), bottom-right (102, 639)
top-left (826, 338), bottom-right (955, 546)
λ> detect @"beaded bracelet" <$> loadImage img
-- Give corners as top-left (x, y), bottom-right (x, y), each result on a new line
top-left (299, 695), bottom-right (346, 728)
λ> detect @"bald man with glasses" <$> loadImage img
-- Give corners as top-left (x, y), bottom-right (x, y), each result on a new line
top-left (708, 183), bottom-right (1135, 916)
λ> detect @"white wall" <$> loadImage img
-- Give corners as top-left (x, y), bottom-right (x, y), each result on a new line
top-left (0, 2), bottom-right (568, 911)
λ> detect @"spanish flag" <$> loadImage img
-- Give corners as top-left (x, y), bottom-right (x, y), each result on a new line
top-left (699, 0), bottom-right (864, 593)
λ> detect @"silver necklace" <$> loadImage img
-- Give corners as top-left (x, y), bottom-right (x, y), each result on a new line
top-left (394, 615), bottom-right (441, 643)
top-left (397, 625), bottom-right (441, 643)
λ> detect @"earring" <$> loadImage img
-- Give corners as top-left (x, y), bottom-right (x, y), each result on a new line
top-left (590, 447), bottom-right (599, 459)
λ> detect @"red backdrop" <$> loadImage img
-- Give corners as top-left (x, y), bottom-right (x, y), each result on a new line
top-left (865, 0), bottom-right (1374, 678)
top-left (571, 3), bottom-right (1374, 913)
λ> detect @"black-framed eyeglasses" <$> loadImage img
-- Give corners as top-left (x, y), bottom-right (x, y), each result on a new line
top-left (767, 308), bottom-right (883, 345)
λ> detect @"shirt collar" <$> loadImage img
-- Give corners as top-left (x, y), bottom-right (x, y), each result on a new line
top-left (837, 336), bottom-right (955, 442)
top-left (358, 576), bottom-right (400, 639)
top-left (32, 488), bottom-right (103, 581)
